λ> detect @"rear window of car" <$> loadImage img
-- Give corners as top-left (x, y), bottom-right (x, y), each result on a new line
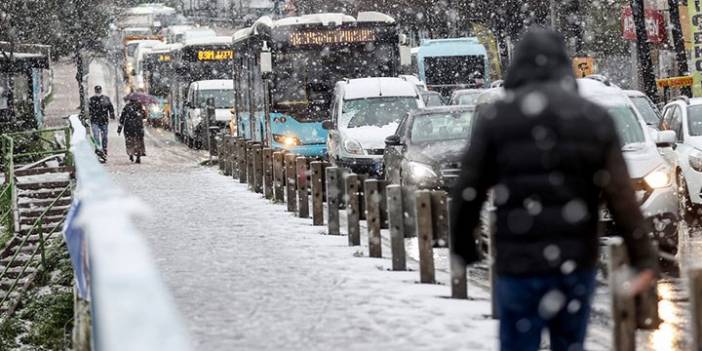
top-left (410, 111), bottom-right (474, 143)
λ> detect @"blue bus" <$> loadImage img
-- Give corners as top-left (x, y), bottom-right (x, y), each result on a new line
top-left (231, 12), bottom-right (405, 157)
top-left (416, 37), bottom-right (489, 96)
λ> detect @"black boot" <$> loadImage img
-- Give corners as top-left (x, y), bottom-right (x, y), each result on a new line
top-left (136, 156), bottom-right (141, 164)
top-left (129, 155), bottom-right (134, 162)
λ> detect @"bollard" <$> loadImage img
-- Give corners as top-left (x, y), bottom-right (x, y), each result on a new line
top-left (296, 157), bottom-right (309, 218)
top-left (237, 139), bottom-right (247, 183)
top-left (345, 173), bottom-right (360, 246)
top-left (357, 174), bottom-right (368, 220)
top-left (608, 238), bottom-right (636, 351)
top-left (430, 191), bottom-right (449, 247)
top-left (226, 137), bottom-right (235, 177)
top-left (262, 148), bottom-right (274, 199)
top-left (285, 153), bottom-right (297, 212)
top-left (326, 167), bottom-right (341, 235)
top-left (222, 136), bottom-right (230, 176)
top-left (246, 142), bottom-right (255, 187)
top-left (386, 185), bottom-right (406, 271)
top-left (378, 180), bottom-right (388, 229)
top-left (273, 151), bottom-right (285, 203)
top-left (364, 179), bottom-right (382, 258)
top-left (691, 268), bottom-right (702, 351)
top-left (218, 137), bottom-right (225, 171)
top-left (230, 137), bottom-right (239, 179)
top-left (415, 190), bottom-right (435, 284)
top-left (311, 161), bottom-right (324, 225)
top-left (636, 243), bottom-right (659, 330)
top-left (447, 198), bottom-right (467, 299)
top-left (253, 144), bottom-right (264, 193)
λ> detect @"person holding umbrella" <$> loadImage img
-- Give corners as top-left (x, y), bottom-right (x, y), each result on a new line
top-left (118, 96), bottom-right (147, 163)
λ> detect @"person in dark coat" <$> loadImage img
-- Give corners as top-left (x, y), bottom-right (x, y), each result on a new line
top-left (118, 99), bottom-right (146, 163)
top-left (88, 85), bottom-right (115, 155)
top-left (449, 27), bottom-right (658, 351)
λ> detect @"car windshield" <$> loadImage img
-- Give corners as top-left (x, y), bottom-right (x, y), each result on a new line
top-left (453, 92), bottom-right (481, 105)
top-left (127, 43), bottom-right (140, 57)
top-left (423, 93), bottom-right (443, 107)
top-left (342, 97), bottom-right (418, 128)
top-left (687, 105), bottom-right (702, 136)
top-left (410, 110), bottom-right (474, 143)
top-left (197, 89), bottom-right (234, 109)
top-left (630, 96), bottom-right (661, 126)
top-left (608, 105), bottom-right (646, 146)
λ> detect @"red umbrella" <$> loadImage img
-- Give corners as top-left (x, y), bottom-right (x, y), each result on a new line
top-left (124, 92), bottom-right (159, 105)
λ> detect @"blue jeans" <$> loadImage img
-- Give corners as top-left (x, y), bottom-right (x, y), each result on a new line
top-left (91, 123), bottom-right (108, 152)
top-left (497, 269), bottom-right (597, 351)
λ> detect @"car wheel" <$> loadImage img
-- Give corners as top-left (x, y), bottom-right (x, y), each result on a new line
top-left (678, 171), bottom-right (699, 227)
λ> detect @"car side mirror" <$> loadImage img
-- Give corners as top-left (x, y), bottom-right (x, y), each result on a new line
top-left (321, 120), bottom-right (334, 130)
top-left (656, 130), bottom-right (676, 148)
top-left (385, 134), bottom-right (403, 146)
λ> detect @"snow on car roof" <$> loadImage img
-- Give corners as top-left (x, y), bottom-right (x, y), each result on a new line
top-left (183, 36), bottom-right (231, 47)
top-left (149, 43), bottom-right (182, 54)
top-left (342, 77), bottom-right (419, 100)
top-left (192, 80), bottom-right (234, 90)
top-left (577, 78), bottom-right (630, 107)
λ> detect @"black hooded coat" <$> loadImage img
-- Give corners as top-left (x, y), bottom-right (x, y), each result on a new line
top-left (449, 28), bottom-right (658, 276)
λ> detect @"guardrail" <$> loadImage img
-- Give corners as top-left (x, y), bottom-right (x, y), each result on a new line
top-left (218, 135), bottom-right (702, 351)
top-left (66, 115), bottom-right (190, 351)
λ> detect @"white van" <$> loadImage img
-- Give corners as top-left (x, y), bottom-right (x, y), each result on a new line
top-left (324, 77), bottom-right (424, 175)
top-left (183, 80), bottom-right (235, 148)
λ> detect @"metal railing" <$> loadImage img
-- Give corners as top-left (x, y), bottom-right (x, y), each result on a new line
top-left (0, 184), bottom-right (71, 311)
top-left (67, 115), bottom-right (191, 351)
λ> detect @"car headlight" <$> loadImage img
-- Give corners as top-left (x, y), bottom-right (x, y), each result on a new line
top-left (644, 166), bottom-right (672, 189)
top-left (406, 161), bottom-right (438, 183)
top-left (689, 150), bottom-right (702, 172)
top-left (343, 139), bottom-right (364, 155)
top-left (273, 134), bottom-right (301, 147)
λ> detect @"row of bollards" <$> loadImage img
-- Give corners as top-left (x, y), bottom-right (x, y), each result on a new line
top-left (215, 137), bottom-right (702, 351)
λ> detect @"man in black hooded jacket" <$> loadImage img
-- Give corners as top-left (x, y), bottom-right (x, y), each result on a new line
top-left (450, 28), bottom-right (657, 351)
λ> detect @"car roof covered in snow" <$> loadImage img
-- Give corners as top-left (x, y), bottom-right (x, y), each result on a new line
top-left (183, 36), bottom-right (231, 47)
top-left (341, 77), bottom-right (419, 100)
top-left (148, 43), bottom-right (182, 54)
top-left (191, 80), bottom-right (234, 90)
top-left (577, 78), bottom-right (630, 107)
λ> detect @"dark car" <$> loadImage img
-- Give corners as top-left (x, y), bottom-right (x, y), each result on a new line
top-left (449, 88), bottom-right (485, 106)
top-left (383, 106), bottom-right (475, 238)
top-left (420, 90), bottom-right (444, 107)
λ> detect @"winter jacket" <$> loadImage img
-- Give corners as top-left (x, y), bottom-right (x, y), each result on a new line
top-left (449, 28), bottom-right (658, 276)
top-left (88, 95), bottom-right (115, 125)
top-left (119, 101), bottom-right (146, 137)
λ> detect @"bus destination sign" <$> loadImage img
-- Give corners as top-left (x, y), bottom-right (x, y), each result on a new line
top-left (289, 28), bottom-right (376, 46)
top-left (197, 50), bottom-right (234, 61)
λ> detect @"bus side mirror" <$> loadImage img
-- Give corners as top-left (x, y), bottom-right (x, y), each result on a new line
top-left (260, 51), bottom-right (272, 74)
top-left (399, 45), bottom-right (411, 67)
top-left (321, 120), bottom-right (334, 130)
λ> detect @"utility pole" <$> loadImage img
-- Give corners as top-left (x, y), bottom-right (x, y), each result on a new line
top-left (630, 0), bottom-right (658, 100)
top-left (668, 0), bottom-right (691, 96)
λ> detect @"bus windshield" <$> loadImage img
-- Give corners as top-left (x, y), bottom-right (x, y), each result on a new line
top-left (271, 43), bottom-right (396, 122)
top-left (424, 55), bottom-right (484, 87)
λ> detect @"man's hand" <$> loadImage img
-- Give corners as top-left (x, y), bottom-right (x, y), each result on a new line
top-left (628, 269), bottom-right (657, 296)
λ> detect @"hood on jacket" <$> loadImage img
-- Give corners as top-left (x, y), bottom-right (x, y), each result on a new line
top-left (503, 27), bottom-right (576, 91)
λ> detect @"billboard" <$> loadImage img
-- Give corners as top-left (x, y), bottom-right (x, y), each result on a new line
top-left (689, 0), bottom-right (702, 96)
top-left (622, 6), bottom-right (667, 44)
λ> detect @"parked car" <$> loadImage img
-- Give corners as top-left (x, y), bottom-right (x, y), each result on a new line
top-left (625, 89), bottom-right (663, 130)
top-left (579, 78), bottom-right (679, 252)
top-left (449, 88), bottom-right (485, 106)
top-left (420, 90), bottom-right (443, 107)
top-left (324, 77), bottom-right (424, 175)
top-left (384, 106), bottom-right (474, 237)
top-left (660, 95), bottom-right (702, 226)
top-left (183, 79), bottom-right (235, 149)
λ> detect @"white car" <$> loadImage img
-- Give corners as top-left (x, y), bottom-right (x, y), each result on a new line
top-left (625, 89), bottom-right (663, 130)
top-left (323, 77), bottom-right (424, 175)
top-left (661, 96), bottom-right (702, 225)
top-left (183, 80), bottom-right (235, 149)
top-left (579, 78), bottom-right (679, 252)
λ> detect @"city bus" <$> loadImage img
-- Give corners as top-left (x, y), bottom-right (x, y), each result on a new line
top-left (416, 37), bottom-right (489, 96)
top-left (231, 12), bottom-right (409, 157)
top-left (171, 36), bottom-right (234, 143)
top-left (143, 43), bottom-right (181, 128)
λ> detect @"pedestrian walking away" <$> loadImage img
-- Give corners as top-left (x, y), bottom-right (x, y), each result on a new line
top-left (118, 98), bottom-right (147, 164)
top-left (449, 27), bottom-right (659, 351)
top-left (88, 85), bottom-right (115, 156)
